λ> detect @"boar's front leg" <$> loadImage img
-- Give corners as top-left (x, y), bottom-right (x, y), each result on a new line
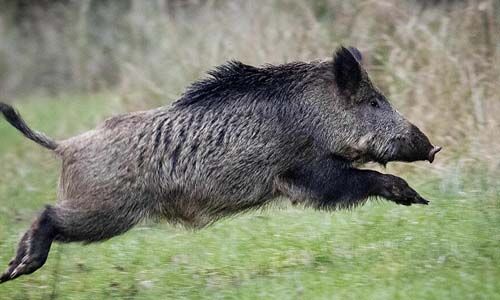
top-left (374, 174), bottom-right (429, 206)
top-left (276, 157), bottom-right (428, 210)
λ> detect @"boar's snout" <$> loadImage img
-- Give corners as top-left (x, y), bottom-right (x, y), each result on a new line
top-left (392, 124), bottom-right (441, 163)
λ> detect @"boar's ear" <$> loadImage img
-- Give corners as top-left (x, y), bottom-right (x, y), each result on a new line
top-left (347, 47), bottom-right (363, 63)
top-left (333, 46), bottom-right (363, 93)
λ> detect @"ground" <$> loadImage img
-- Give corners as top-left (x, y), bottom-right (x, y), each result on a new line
top-left (0, 95), bottom-right (498, 299)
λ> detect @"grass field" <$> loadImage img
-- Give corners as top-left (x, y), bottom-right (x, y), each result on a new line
top-left (0, 95), bottom-right (498, 299)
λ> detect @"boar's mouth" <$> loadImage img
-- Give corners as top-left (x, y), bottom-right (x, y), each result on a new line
top-left (369, 125), bottom-right (442, 165)
top-left (382, 144), bottom-right (442, 164)
top-left (335, 125), bottom-right (441, 165)
top-left (344, 143), bottom-right (441, 166)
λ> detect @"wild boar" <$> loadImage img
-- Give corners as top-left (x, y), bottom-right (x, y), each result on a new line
top-left (0, 46), bottom-right (441, 283)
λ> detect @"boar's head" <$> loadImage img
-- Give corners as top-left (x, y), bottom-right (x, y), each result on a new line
top-left (308, 47), bottom-right (441, 165)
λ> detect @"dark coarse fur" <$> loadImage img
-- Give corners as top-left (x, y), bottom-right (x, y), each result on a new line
top-left (0, 46), bottom-right (441, 283)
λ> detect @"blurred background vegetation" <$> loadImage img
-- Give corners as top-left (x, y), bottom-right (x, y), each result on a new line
top-left (0, 0), bottom-right (499, 299)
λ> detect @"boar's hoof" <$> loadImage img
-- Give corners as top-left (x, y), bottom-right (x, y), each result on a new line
top-left (381, 175), bottom-right (430, 206)
top-left (397, 194), bottom-right (429, 206)
top-left (0, 252), bottom-right (47, 283)
top-left (428, 146), bottom-right (442, 163)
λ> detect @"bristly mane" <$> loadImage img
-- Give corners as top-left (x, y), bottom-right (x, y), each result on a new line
top-left (173, 60), bottom-right (318, 108)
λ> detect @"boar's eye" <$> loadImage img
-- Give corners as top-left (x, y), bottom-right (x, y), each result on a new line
top-left (370, 99), bottom-right (379, 108)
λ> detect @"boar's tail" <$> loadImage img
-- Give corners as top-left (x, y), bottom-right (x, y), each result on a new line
top-left (0, 102), bottom-right (58, 151)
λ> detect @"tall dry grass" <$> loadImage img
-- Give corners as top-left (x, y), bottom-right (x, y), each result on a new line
top-left (0, 0), bottom-right (498, 190)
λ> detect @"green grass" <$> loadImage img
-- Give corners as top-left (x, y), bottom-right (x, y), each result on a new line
top-left (0, 95), bottom-right (499, 300)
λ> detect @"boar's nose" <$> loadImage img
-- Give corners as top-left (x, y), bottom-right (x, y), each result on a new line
top-left (428, 146), bottom-right (442, 163)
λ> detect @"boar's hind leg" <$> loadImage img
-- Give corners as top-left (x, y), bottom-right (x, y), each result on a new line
top-left (276, 157), bottom-right (429, 210)
top-left (1, 205), bottom-right (56, 283)
top-left (1, 201), bottom-right (143, 283)
top-left (50, 203), bottom-right (143, 243)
